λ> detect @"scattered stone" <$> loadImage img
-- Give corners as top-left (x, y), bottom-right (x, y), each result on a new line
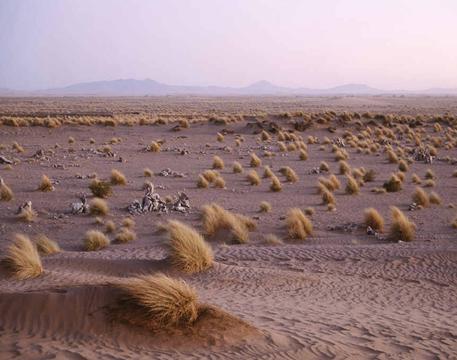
top-left (157, 168), bottom-right (186, 178)
top-left (409, 202), bottom-right (418, 211)
top-left (332, 137), bottom-right (346, 147)
top-left (128, 182), bottom-right (190, 215)
top-left (71, 196), bottom-right (89, 214)
top-left (0, 155), bottom-right (13, 165)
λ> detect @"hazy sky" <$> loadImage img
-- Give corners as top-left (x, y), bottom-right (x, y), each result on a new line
top-left (1, 0), bottom-right (456, 90)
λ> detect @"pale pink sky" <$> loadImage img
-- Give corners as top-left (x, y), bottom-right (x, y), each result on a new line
top-left (1, 0), bottom-right (456, 90)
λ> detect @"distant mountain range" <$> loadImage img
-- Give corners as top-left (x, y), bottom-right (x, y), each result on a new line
top-left (1, 79), bottom-right (457, 96)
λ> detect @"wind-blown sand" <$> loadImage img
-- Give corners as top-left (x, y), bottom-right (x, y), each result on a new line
top-left (0, 96), bottom-right (456, 359)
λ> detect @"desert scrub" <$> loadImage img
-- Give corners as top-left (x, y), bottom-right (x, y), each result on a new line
top-left (89, 198), bottom-right (109, 216)
top-left (259, 201), bottom-right (272, 213)
top-left (111, 169), bottom-right (127, 185)
top-left (84, 230), bottom-right (110, 251)
top-left (212, 156), bottom-right (224, 169)
top-left (364, 208), bottom-right (384, 232)
top-left (36, 235), bottom-right (60, 255)
top-left (89, 179), bottom-right (113, 198)
top-left (286, 208), bottom-right (313, 240)
top-left (389, 207), bottom-right (416, 242)
top-left (5, 234), bottom-right (43, 279)
top-left (0, 177), bottom-right (13, 201)
top-left (250, 153), bottom-right (262, 167)
top-left (247, 170), bottom-right (261, 185)
top-left (37, 175), bottom-right (54, 192)
top-left (233, 161), bottom-right (243, 173)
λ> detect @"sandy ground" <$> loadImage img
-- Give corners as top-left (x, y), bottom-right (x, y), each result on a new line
top-left (0, 96), bottom-right (456, 359)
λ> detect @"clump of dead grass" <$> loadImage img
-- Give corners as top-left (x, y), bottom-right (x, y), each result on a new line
top-left (5, 234), bottom-right (43, 279)
top-left (364, 208), bottom-right (384, 232)
top-left (111, 169), bottom-right (127, 185)
top-left (412, 187), bottom-right (429, 207)
top-left (165, 220), bottom-right (213, 273)
top-left (279, 166), bottom-right (299, 183)
top-left (259, 201), bottom-right (272, 213)
top-left (115, 228), bottom-right (137, 243)
top-left (247, 170), bottom-right (261, 185)
top-left (389, 207), bottom-right (416, 242)
top-left (250, 153), bottom-right (262, 167)
top-left (89, 179), bottom-right (113, 198)
top-left (212, 156), bottom-right (224, 169)
top-left (429, 191), bottom-right (442, 205)
top-left (89, 198), bottom-right (109, 216)
top-left (286, 208), bottom-right (313, 240)
top-left (37, 175), bottom-right (54, 192)
top-left (270, 175), bottom-right (282, 192)
top-left (0, 177), bottom-right (13, 201)
top-left (233, 161), bottom-right (243, 173)
top-left (345, 175), bottom-right (360, 195)
top-left (84, 230), bottom-right (110, 251)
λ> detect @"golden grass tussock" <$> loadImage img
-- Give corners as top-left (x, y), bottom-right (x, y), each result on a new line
top-left (84, 230), bottom-right (110, 251)
top-left (217, 132), bottom-right (225, 142)
top-left (328, 174), bottom-right (341, 190)
top-left (280, 166), bottom-right (299, 183)
top-left (12, 141), bottom-right (25, 153)
top-left (89, 179), bottom-right (113, 198)
top-left (197, 174), bottom-right (209, 188)
top-left (110, 169), bottom-right (127, 185)
top-left (383, 174), bottom-right (402, 192)
top-left (233, 161), bottom-right (243, 173)
top-left (5, 234), bottom-right (43, 279)
top-left (321, 187), bottom-right (336, 205)
top-left (202, 169), bottom-right (219, 183)
top-left (213, 176), bottom-right (226, 188)
top-left (201, 203), bottom-right (256, 244)
top-left (270, 175), bottom-right (282, 192)
top-left (387, 149), bottom-right (399, 163)
top-left (148, 141), bottom-right (161, 152)
top-left (122, 217), bottom-right (135, 228)
top-left (429, 191), bottom-right (442, 205)
top-left (247, 170), bottom-right (261, 185)
top-left (345, 175), bottom-right (360, 195)
top-left (364, 208), bottom-right (384, 232)
top-left (423, 179), bottom-right (436, 187)
top-left (37, 175), bottom-right (54, 192)
top-left (339, 160), bottom-right (351, 175)
top-left (319, 161), bottom-right (330, 172)
top-left (115, 228), bottom-right (137, 243)
top-left (105, 220), bottom-right (116, 233)
top-left (0, 177), bottom-right (13, 201)
top-left (259, 201), bottom-right (272, 213)
top-left (17, 202), bottom-right (37, 222)
top-left (263, 166), bottom-right (274, 178)
top-left (363, 169), bottom-right (376, 182)
top-left (89, 198), bottom-right (109, 216)
top-left (36, 234), bottom-right (60, 255)
top-left (412, 187), bottom-right (429, 207)
top-left (250, 153), bottom-right (262, 167)
top-left (425, 168), bottom-right (435, 179)
top-left (261, 130), bottom-right (271, 141)
top-left (166, 220), bottom-right (213, 273)
top-left (411, 173), bottom-right (421, 184)
top-left (286, 208), bottom-right (313, 240)
top-left (398, 160), bottom-right (409, 172)
top-left (144, 168), bottom-right (154, 177)
top-left (389, 207), bottom-right (416, 242)
top-left (305, 207), bottom-right (315, 216)
top-left (264, 233), bottom-right (283, 246)
top-left (116, 274), bottom-right (199, 327)
top-left (212, 155), bottom-right (224, 169)
top-left (299, 149), bottom-right (308, 160)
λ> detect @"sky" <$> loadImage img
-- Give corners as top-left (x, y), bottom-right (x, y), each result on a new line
top-left (0, 0), bottom-right (456, 91)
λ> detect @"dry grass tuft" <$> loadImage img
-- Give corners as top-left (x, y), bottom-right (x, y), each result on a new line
top-left (35, 234), bottom-right (60, 255)
top-left (247, 170), bottom-right (261, 185)
top-left (412, 187), bottom-right (429, 207)
top-left (264, 233), bottom-right (283, 246)
top-left (299, 149), bottom-right (308, 160)
top-left (286, 208), bottom-right (313, 240)
top-left (319, 161), bottom-right (330, 172)
top-left (116, 274), bottom-right (199, 327)
top-left (12, 141), bottom-right (25, 153)
top-left (363, 169), bottom-right (376, 182)
top-left (0, 178), bottom-right (13, 201)
top-left (89, 198), bottom-right (109, 216)
top-left (250, 153), bottom-right (262, 167)
top-left (111, 169), bottom-right (127, 185)
top-left (148, 141), bottom-right (161, 152)
top-left (144, 168), bottom-right (154, 177)
top-left (423, 179), bottom-right (436, 187)
top-left (364, 208), bottom-right (384, 232)
top-left (217, 132), bottom-right (225, 142)
top-left (387, 149), bottom-right (399, 163)
top-left (280, 166), bottom-right (299, 183)
top-left (345, 175), bottom-right (360, 195)
top-left (411, 173), bottom-right (421, 184)
top-left (339, 160), bottom-right (351, 175)
top-left (166, 220), bottom-right (213, 273)
top-left (122, 217), bottom-right (135, 228)
top-left (202, 169), bottom-right (219, 183)
top-left (115, 228), bottom-right (137, 243)
top-left (321, 186), bottom-right (336, 205)
top-left (37, 175), bottom-right (54, 192)
top-left (389, 207), bottom-right (416, 242)
top-left (213, 176), bottom-right (226, 188)
top-left (398, 160), bottom-right (409, 172)
top-left (305, 207), bottom-right (315, 216)
top-left (197, 175), bottom-right (209, 188)
top-left (259, 201), bottom-right (272, 213)
top-left (105, 220), bottom-right (116, 233)
top-left (212, 156), bottom-right (224, 169)
top-left (17, 203), bottom-right (37, 222)
top-left (270, 175), bottom-right (282, 192)
top-left (383, 174), bottom-right (402, 192)
top-left (5, 234), bottom-right (43, 279)
top-left (84, 230), bottom-right (110, 251)
top-left (233, 161), bottom-right (243, 173)
top-left (201, 203), bottom-right (256, 243)
top-left (429, 191), bottom-right (442, 205)
top-left (425, 168), bottom-right (435, 180)
top-left (263, 166), bottom-right (274, 178)
top-left (89, 179), bottom-right (113, 198)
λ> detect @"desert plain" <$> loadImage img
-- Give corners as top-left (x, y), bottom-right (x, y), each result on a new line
top-left (0, 95), bottom-right (456, 359)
